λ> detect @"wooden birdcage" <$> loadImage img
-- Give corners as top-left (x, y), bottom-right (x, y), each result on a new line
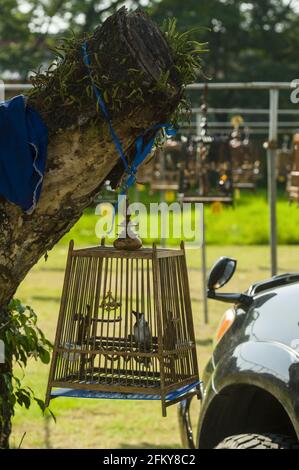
top-left (180, 134), bottom-right (234, 204)
top-left (180, 96), bottom-right (233, 204)
top-left (46, 240), bottom-right (200, 416)
top-left (230, 127), bottom-right (260, 191)
top-left (277, 149), bottom-right (292, 183)
top-left (151, 144), bottom-right (181, 192)
top-left (288, 134), bottom-right (299, 204)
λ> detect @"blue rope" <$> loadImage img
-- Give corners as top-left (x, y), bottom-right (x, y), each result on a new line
top-left (82, 41), bottom-right (176, 196)
top-left (82, 42), bottom-right (129, 172)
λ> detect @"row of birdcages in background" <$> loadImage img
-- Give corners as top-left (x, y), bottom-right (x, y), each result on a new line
top-left (137, 112), bottom-right (299, 206)
top-left (137, 111), bottom-right (263, 205)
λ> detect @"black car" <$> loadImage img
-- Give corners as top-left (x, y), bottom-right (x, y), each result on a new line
top-left (179, 257), bottom-right (299, 449)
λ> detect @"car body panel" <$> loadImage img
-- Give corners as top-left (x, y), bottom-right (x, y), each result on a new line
top-left (179, 278), bottom-right (299, 448)
top-left (197, 340), bottom-right (299, 446)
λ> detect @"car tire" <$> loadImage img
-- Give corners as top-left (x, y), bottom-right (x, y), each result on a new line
top-left (215, 433), bottom-right (299, 449)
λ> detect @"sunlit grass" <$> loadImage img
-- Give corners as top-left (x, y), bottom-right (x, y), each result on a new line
top-left (11, 241), bottom-right (299, 448)
top-left (60, 188), bottom-right (299, 247)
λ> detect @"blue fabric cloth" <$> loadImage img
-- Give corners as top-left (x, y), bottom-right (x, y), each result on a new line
top-left (0, 95), bottom-right (48, 213)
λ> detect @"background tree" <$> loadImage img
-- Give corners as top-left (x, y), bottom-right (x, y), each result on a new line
top-left (1, 0), bottom-right (298, 107)
top-left (0, 0), bottom-right (154, 79)
top-left (150, 0), bottom-right (299, 108)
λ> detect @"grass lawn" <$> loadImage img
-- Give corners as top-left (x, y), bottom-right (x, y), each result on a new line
top-left (61, 188), bottom-right (299, 247)
top-left (11, 240), bottom-right (299, 449)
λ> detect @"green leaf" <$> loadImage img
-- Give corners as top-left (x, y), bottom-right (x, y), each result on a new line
top-left (38, 348), bottom-right (51, 364)
top-left (2, 297), bottom-right (52, 420)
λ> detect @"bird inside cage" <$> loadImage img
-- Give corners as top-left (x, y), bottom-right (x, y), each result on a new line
top-left (132, 310), bottom-right (152, 367)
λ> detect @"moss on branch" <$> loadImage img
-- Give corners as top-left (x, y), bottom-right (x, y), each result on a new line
top-left (27, 7), bottom-right (206, 135)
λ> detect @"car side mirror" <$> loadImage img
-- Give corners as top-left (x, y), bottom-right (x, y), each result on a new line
top-left (207, 257), bottom-right (253, 306)
top-left (207, 257), bottom-right (237, 290)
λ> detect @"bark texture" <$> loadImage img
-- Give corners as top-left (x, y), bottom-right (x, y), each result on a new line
top-left (0, 309), bottom-right (12, 449)
top-left (0, 8), bottom-right (183, 307)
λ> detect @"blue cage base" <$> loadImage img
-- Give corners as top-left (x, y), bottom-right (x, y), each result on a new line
top-left (50, 380), bottom-right (201, 403)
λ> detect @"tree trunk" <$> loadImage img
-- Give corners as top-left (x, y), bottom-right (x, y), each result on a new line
top-left (0, 7), bottom-right (185, 446)
top-left (0, 363), bottom-right (12, 449)
top-left (0, 309), bottom-right (12, 449)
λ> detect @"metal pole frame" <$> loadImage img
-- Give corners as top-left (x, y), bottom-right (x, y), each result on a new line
top-left (268, 89), bottom-right (279, 276)
top-left (185, 81), bottom-right (290, 322)
top-left (201, 204), bottom-right (208, 324)
top-left (188, 82), bottom-right (287, 275)
top-left (7, 82), bottom-right (289, 313)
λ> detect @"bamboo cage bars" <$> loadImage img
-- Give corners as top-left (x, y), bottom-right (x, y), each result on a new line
top-left (46, 240), bottom-right (200, 416)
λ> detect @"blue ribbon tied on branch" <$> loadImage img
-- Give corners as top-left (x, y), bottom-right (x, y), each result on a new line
top-left (82, 42), bottom-right (176, 197)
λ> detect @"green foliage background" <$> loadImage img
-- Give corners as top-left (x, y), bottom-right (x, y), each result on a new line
top-left (59, 188), bottom-right (299, 247)
top-left (1, 0), bottom-right (299, 108)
